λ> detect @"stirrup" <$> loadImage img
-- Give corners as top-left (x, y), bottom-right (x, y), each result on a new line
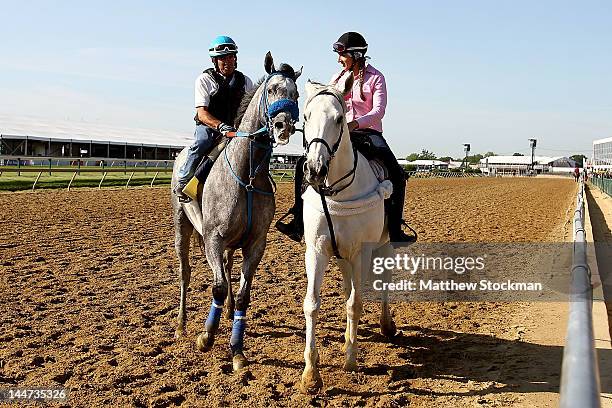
top-left (174, 185), bottom-right (192, 203)
top-left (389, 220), bottom-right (417, 246)
top-left (275, 209), bottom-right (303, 243)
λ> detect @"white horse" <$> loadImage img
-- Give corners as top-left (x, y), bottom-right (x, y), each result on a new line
top-left (299, 75), bottom-right (397, 393)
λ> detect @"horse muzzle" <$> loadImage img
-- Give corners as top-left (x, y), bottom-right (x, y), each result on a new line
top-left (304, 159), bottom-right (328, 185)
top-left (271, 114), bottom-right (293, 145)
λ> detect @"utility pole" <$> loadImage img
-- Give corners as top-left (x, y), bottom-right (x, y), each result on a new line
top-left (528, 139), bottom-right (537, 175)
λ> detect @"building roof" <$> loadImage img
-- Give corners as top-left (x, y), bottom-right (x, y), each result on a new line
top-left (593, 137), bottom-right (612, 145)
top-left (408, 159), bottom-right (449, 166)
top-left (479, 155), bottom-right (571, 165)
top-left (0, 115), bottom-right (305, 156)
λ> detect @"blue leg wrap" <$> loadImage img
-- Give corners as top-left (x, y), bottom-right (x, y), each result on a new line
top-left (204, 300), bottom-right (224, 333)
top-left (230, 310), bottom-right (247, 355)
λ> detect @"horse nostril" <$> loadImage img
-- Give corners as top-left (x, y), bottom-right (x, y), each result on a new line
top-left (274, 122), bottom-right (284, 130)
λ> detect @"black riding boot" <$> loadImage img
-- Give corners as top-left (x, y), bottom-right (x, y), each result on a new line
top-left (275, 156), bottom-right (305, 242)
top-left (378, 148), bottom-right (416, 243)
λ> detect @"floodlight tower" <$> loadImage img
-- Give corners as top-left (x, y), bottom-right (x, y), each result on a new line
top-left (528, 139), bottom-right (537, 174)
top-left (463, 143), bottom-right (471, 171)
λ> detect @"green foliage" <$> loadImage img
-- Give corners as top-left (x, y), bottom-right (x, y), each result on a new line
top-left (406, 153), bottom-right (419, 162)
top-left (438, 156), bottom-right (454, 162)
top-left (466, 154), bottom-right (484, 165)
top-left (484, 151), bottom-right (496, 157)
top-left (570, 154), bottom-right (586, 167)
top-left (512, 152), bottom-right (524, 156)
top-left (419, 149), bottom-right (437, 160)
top-left (406, 149), bottom-right (437, 161)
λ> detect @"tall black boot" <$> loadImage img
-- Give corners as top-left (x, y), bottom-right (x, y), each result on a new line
top-left (275, 156), bottom-right (305, 242)
top-left (382, 151), bottom-right (416, 243)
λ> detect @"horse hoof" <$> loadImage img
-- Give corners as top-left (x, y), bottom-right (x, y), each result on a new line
top-left (380, 321), bottom-right (397, 338)
top-left (300, 370), bottom-right (323, 394)
top-left (343, 359), bottom-right (358, 372)
top-left (196, 331), bottom-right (214, 352)
top-left (174, 328), bottom-right (186, 340)
top-left (232, 354), bottom-right (248, 371)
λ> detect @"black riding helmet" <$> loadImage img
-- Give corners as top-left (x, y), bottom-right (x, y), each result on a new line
top-left (333, 32), bottom-right (368, 59)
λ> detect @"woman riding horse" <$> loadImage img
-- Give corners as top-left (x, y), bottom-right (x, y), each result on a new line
top-left (276, 31), bottom-right (414, 243)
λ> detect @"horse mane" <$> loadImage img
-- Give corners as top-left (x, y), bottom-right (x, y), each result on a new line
top-left (234, 76), bottom-right (266, 128)
top-left (305, 81), bottom-right (346, 111)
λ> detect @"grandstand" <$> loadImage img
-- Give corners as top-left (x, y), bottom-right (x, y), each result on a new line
top-left (479, 155), bottom-right (577, 175)
top-left (0, 116), bottom-right (304, 165)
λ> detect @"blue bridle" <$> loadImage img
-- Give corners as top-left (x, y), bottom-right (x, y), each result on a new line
top-left (224, 70), bottom-right (299, 248)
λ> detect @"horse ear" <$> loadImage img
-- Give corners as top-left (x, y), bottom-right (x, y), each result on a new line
top-left (340, 72), bottom-right (354, 97)
top-left (264, 51), bottom-right (275, 74)
top-left (305, 80), bottom-right (317, 96)
top-left (294, 66), bottom-right (303, 81)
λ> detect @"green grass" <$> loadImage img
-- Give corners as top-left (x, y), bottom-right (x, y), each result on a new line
top-left (0, 171), bottom-right (172, 191)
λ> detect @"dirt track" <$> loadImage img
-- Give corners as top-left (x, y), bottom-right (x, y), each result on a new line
top-left (0, 178), bottom-right (576, 407)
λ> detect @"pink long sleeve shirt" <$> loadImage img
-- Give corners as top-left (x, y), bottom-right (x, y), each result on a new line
top-left (330, 63), bottom-right (387, 133)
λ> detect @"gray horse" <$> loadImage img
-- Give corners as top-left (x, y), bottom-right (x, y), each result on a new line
top-left (171, 52), bottom-right (301, 371)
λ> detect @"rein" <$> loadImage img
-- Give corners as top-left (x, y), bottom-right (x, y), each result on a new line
top-left (303, 91), bottom-right (359, 197)
top-left (225, 71), bottom-right (298, 248)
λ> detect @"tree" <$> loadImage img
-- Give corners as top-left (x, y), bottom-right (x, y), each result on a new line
top-left (418, 149), bottom-right (437, 160)
top-left (406, 152), bottom-right (419, 162)
top-left (512, 152), bottom-right (524, 156)
top-left (439, 156), bottom-right (454, 163)
top-left (484, 151), bottom-right (496, 157)
top-left (570, 154), bottom-right (586, 167)
top-left (466, 154), bottom-right (484, 165)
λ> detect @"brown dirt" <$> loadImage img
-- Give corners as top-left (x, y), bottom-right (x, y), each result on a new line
top-left (0, 177), bottom-right (576, 407)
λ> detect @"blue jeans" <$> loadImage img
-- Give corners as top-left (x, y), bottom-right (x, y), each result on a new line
top-left (177, 125), bottom-right (218, 185)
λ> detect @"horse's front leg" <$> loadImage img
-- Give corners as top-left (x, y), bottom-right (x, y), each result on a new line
top-left (174, 209), bottom-right (193, 339)
top-left (229, 240), bottom-right (265, 371)
top-left (301, 246), bottom-right (329, 394)
top-left (224, 249), bottom-right (235, 320)
top-left (196, 235), bottom-right (228, 352)
top-left (344, 252), bottom-right (366, 372)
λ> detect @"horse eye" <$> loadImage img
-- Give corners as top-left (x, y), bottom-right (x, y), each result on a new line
top-left (336, 115), bottom-right (343, 124)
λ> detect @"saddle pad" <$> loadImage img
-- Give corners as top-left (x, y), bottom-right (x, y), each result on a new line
top-left (369, 159), bottom-right (388, 182)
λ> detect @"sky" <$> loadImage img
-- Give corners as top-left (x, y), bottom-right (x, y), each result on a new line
top-left (0, 1), bottom-right (610, 159)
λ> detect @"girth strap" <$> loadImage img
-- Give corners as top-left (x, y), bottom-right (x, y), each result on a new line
top-left (319, 190), bottom-right (342, 259)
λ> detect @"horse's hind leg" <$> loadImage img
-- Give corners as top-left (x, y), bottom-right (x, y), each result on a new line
top-left (224, 249), bottom-right (236, 321)
top-left (196, 234), bottom-right (228, 352)
top-left (376, 245), bottom-right (396, 338)
top-left (175, 210), bottom-right (194, 339)
top-left (230, 240), bottom-right (265, 371)
top-left (344, 253), bottom-right (365, 372)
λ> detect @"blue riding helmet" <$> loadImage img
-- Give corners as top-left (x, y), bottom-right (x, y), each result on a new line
top-left (209, 35), bottom-right (238, 57)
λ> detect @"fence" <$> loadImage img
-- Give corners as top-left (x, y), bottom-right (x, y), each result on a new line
top-left (590, 176), bottom-right (612, 197)
top-left (0, 156), bottom-right (174, 191)
top-left (405, 171), bottom-right (484, 179)
top-left (559, 179), bottom-right (601, 407)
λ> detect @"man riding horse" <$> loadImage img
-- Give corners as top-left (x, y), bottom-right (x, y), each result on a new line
top-left (276, 31), bottom-right (414, 243)
top-left (174, 35), bottom-right (254, 202)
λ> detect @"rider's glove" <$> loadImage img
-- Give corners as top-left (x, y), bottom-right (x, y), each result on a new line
top-left (217, 122), bottom-right (235, 137)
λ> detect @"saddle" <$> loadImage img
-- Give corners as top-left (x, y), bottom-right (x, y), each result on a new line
top-left (182, 138), bottom-right (228, 201)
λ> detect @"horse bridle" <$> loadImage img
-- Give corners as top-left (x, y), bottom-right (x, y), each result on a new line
top-left (303, 90), bottom-right (359, 196)
top-left (259, 71), bottom-right (299, 140)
